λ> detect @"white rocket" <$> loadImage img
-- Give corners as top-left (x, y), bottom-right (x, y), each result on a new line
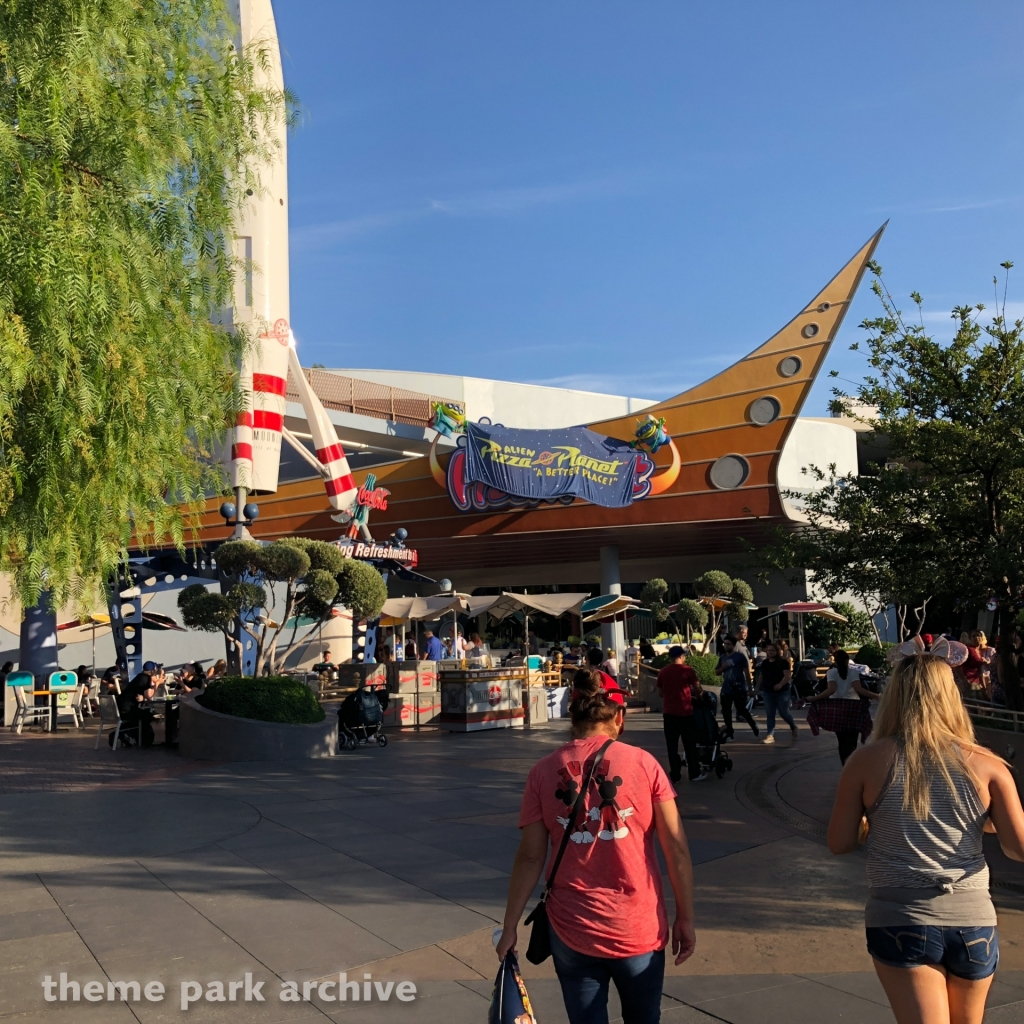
top-left (225, 0), bottom-right (358, 515)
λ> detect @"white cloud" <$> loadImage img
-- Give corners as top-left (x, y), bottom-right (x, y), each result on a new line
top-left (291, 170), bottom-right (650, 252)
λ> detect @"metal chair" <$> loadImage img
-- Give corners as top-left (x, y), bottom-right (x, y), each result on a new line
top-left (49, 671), bottom-right (81, 729)
top-left (7, 670), bottom-right (50, 734)
top-left (94, 694), bottom-right (140, 750)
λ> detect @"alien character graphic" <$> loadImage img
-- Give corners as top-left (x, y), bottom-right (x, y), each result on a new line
top-left (591, 764), bottom-right (634, 841)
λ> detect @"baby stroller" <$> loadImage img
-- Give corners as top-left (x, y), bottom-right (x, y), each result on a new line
top-left (338, 684), bottom-right (389, 750)
top-left (694, 690), bottom-right (733, 779)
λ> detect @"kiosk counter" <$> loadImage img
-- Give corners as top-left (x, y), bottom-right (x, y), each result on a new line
top-left (439, 667), bottom-right (527, 732)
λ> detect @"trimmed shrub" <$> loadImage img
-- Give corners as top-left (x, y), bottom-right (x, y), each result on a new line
top-left (648, 651), bottom-right (719, 688)
top-left (197, 676), bottom-right (325, 724)
top-left (854, 641), bottom-right (895, 671)
top-left (688, 653), bottom-right (720, 688)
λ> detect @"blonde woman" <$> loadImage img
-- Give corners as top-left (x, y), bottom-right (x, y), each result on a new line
top-left (827, 637), bottom-right (1024, 1024)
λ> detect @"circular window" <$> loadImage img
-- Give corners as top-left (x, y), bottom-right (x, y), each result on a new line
top-left (779, 356), bottom-right (802, 377)
top-left (801, 323), bottom-right (819, 339)
top-left (749, 396), bottom-right (781, 425)
top-left (817, 302), bottom-right (831, 312)
top-left (709, 454), bottom-right (750, 490)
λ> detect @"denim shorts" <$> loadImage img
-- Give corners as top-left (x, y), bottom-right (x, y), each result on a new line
top-left (865, 926), bottom-right (999, 980)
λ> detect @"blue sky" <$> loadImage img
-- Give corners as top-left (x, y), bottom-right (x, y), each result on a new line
top-left (276, 1), bottom-right (1024, 414)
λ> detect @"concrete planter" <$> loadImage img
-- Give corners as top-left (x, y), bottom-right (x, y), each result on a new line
top-left (179, 696), bottom-right (337, 761)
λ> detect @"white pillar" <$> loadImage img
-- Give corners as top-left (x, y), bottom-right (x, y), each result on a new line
top-left (599, 546), bottom-right (625, 672)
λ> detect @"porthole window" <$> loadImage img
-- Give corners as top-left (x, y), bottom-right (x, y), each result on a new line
top-left (779, 356), bottom-right (802, 377)
top-left (801, 323), bottom-right (819, 339)
top-left (749, 396), bottom-right (781, 425)
top-left (709, 454), bottom-right (750, 490)
top-left (817, 302), bottom-right (831, 312)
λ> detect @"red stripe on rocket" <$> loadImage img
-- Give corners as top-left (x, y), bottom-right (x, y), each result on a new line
top-left (286, 344), bottom-right (359, 512)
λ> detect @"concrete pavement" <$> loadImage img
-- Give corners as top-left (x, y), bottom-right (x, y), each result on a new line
top-left (1, 708), bottom-right (1023, 1023)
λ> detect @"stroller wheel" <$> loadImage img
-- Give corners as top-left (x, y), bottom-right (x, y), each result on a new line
top-left (377, 733), bottom-right (388, 747)
top-left (346, 735), bottom-right (357, 750)
top-left (726, 757), bottom-right (733, 771)
top-left (715, 759), bottom-right (726, 779)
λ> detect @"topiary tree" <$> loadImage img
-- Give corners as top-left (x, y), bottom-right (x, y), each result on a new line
top-left (693, 570), bottom-right (734, 652)
top-left (640, 578), bottom-right (678, 638)
top-left (728, 577), bottom-right (754, 625)
top-left (178, 582), bottom-right (266, 665)
top-left (185, 538), bottom-right (342, 675)
top-left (675, 598), bottom-right (708, 649)
top-left (336, 558), bottom-right (388, 621)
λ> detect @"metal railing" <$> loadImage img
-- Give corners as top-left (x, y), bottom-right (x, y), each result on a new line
top-left (286, 368), bottom-right (463, 429)
top-left (964, 698), bottom-right (1024, 733)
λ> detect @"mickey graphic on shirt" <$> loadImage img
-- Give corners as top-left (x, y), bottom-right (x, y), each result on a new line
top-left (554, 757), bottom-right (634, 843)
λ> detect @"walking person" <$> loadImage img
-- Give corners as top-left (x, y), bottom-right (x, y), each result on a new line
top-left (758, 642), bottom-right (797, 745)
top-left (496, 669), bottom-right (696, 1024)
top-left (657, 646), bottom-right (705, 782)
top-left (805, 649), bottom-right (877, 763)
top-left (715, 636), bottom-right (758, 739)
top-left (827, 637), bottom-right (1024, 1024)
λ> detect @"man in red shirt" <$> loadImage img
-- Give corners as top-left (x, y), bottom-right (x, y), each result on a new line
top-left (657, 646), bottom-right (705, 783)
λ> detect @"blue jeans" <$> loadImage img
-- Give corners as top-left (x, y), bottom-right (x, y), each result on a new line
top-left (550, 924), bottom-right (665, 1024)
top-left (866, 926), bottom-right (999, 980)
top-left (762, 687), bottom-right (796, 735)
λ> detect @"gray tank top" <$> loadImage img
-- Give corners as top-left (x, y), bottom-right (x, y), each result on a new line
top-left (864, 748), bottom-right (995, 927)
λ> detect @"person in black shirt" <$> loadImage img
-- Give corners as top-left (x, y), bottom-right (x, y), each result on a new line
top-left (758, 643), bottom-right (797, 745)
top-left (114, 671), bottom-right (156, 747)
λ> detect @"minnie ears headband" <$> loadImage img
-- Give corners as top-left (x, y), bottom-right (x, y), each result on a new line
top-left (886, 635), bottom-right (969, 668)
top-left (570, 684), bottom-right (627, 707)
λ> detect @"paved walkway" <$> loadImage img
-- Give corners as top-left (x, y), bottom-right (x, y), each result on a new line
top-left (2, 710), bottom-right (1023, 1023)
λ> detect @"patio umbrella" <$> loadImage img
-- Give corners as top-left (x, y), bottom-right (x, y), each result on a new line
top-left (581, 594), bottom-right (641, 624)
top-left (771, 602), bottom-right (849, 661)
top-left (486, 592), bottom-right (590, 651)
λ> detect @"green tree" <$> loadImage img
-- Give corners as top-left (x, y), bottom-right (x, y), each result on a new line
top-left (0, 1), bottom-right (287, 609)
top-left (693, 571), bottom-right (753, 652)
top-left (675, 598), bottom-right (708, 649)
top-left (335, 559), bottom-right (388, 622)
top-left (640, 578), bottom-right (678, 636)
top-left (803, 600), bottom-right (875, 650)
top-left (828, 261), bottom-right (1024, 708)
top-left (209, 539), bottom-right (353, 676)
top-left (756, 462), bottom-right (950, 646)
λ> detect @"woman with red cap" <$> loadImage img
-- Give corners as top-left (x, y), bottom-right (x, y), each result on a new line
top-left (497, 668), bottom-right (696, 1024)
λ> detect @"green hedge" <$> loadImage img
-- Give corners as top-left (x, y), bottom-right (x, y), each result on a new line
top-left (854, 641), bottom-right (896, 671)
top-left (197, 676), bottom-right (326, 724)
top-left (648, 652), bottom-right (719, 688)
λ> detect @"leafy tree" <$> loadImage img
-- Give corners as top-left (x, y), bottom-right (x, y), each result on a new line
top-left (756, 462), bottom-right (950, 646)
top-left (178, 582), bottom-right (263, 665)
top-left (209, 538), bottom-right (357, 675)
top-left (804, 600), bottom-right (875, 650)
top-left (693, 571), bottom-right (753, 652)
top-left (0, 1), bottom-right (287, 609)
top-left (640, 579), bottom-right (677, 635)
top-left (675, 598), bottom-right (708, 649)
top-left (335, 559), bottom-right (388, 621)
top-left (840, 262), bottom-right (1024, 707)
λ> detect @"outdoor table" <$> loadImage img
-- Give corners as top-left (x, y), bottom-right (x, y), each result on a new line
top-left (142, 697), bottom-right (180, 747)
top-left (31, 690), bottom-right (60, 732)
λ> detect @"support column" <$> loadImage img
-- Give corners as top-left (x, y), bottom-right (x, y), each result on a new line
top-left (599, 546), bottom-right (625, 674)
top-left (20, 595), bottom-right (59, 685)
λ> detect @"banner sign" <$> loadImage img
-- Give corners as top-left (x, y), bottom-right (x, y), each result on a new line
top-left (336, 540), bottom-right (419, 566)
top-left (456, 423), bottom-right (652, 510)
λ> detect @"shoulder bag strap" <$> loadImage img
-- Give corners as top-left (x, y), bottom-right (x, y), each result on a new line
top-left (544, 737), bottom-right (614, 895)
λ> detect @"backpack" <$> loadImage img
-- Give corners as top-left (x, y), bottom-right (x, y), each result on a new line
top-left (358, 687), bottom-right (384, 727)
